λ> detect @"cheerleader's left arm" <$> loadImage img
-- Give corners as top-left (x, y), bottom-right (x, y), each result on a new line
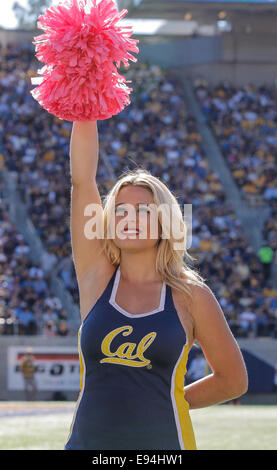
top-left (184, 284), bottom-right (248, 409)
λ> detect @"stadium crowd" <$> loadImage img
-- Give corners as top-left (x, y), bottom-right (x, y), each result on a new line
top-left (0, 196), bottom-right (70, 336)
top-left (0, 41), bottom-right (277, 338)
top-left (193, 77), bottom-right (277, 266)
top-left (193, 78), bottom-right (277, 202)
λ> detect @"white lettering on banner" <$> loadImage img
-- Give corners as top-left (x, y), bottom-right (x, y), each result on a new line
top-left (7, 346), bottom-right (80, 391)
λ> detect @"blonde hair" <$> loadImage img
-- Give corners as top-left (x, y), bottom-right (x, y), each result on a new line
top-left (101, 167), bottom-right (207, 342)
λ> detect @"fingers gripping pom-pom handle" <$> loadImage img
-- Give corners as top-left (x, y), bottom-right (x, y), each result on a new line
top-left (30, 0), bottom-right (139, 121)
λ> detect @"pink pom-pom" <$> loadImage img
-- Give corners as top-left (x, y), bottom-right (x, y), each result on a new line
top-left (30, 0), bottom-right (139, 121)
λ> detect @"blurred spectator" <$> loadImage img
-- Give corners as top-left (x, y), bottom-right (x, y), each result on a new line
top-left (16, 304), bottom-right (36, 335)
top-left (20, 347), bottom-right (37, 401)
top-left (39, 247), bottom-right (58, 276)
top-left (43, 320), bottom-right (57, 337)
top-left (57, 320), bottom-right (70, 336)
top-left (258, 241), bottom-right (275, 280)
top-left (239, 306), bottom-right (257, 337)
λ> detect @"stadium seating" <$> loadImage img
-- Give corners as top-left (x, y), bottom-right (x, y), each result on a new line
top-left (0, 41), bottom-right (276, 338)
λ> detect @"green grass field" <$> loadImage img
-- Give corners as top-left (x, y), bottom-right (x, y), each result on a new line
top-left (0, 402), bottom-right (276, 450)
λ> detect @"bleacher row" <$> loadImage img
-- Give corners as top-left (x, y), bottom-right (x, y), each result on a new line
top-left (0, 42), bottom-right (276, 338)
top-left (194, 77), bottom-right (277, 248)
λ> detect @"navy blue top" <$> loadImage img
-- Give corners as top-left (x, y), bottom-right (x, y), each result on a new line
top-left (65, 265), bottom-right (196, 450)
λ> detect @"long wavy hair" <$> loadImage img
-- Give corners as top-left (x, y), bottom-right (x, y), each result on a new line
top-left (101, 168), bottom-right (207, 340)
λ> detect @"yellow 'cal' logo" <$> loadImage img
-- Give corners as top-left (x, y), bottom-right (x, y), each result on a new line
top-left (100, 325), bottom-right (156, 367)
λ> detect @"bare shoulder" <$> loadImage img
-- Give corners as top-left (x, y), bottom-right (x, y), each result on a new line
top-left (171, 280), bottom-right (212, 317)
top-left (189, 281), bottom-right (214, 302)
top-left (78, 254), bottom-right (116, 322)
top-left (171, 281), bottom-right (218, 348)
top-left (187, 281), bottom-right (233, 344)
top-left (189, 282), bottom-right (221, 313)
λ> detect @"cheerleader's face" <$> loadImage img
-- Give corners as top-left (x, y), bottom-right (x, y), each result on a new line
top-left (113, 186), bottom-right (162, 250)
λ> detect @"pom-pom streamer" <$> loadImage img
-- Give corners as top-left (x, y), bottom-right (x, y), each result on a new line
top-left (30, 0), bottom-right (139, 121)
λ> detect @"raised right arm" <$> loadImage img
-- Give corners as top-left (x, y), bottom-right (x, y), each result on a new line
top-left (70, 121), bottom-right (99, 184)
top-left (70, 121), bottom-right (109, 286)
